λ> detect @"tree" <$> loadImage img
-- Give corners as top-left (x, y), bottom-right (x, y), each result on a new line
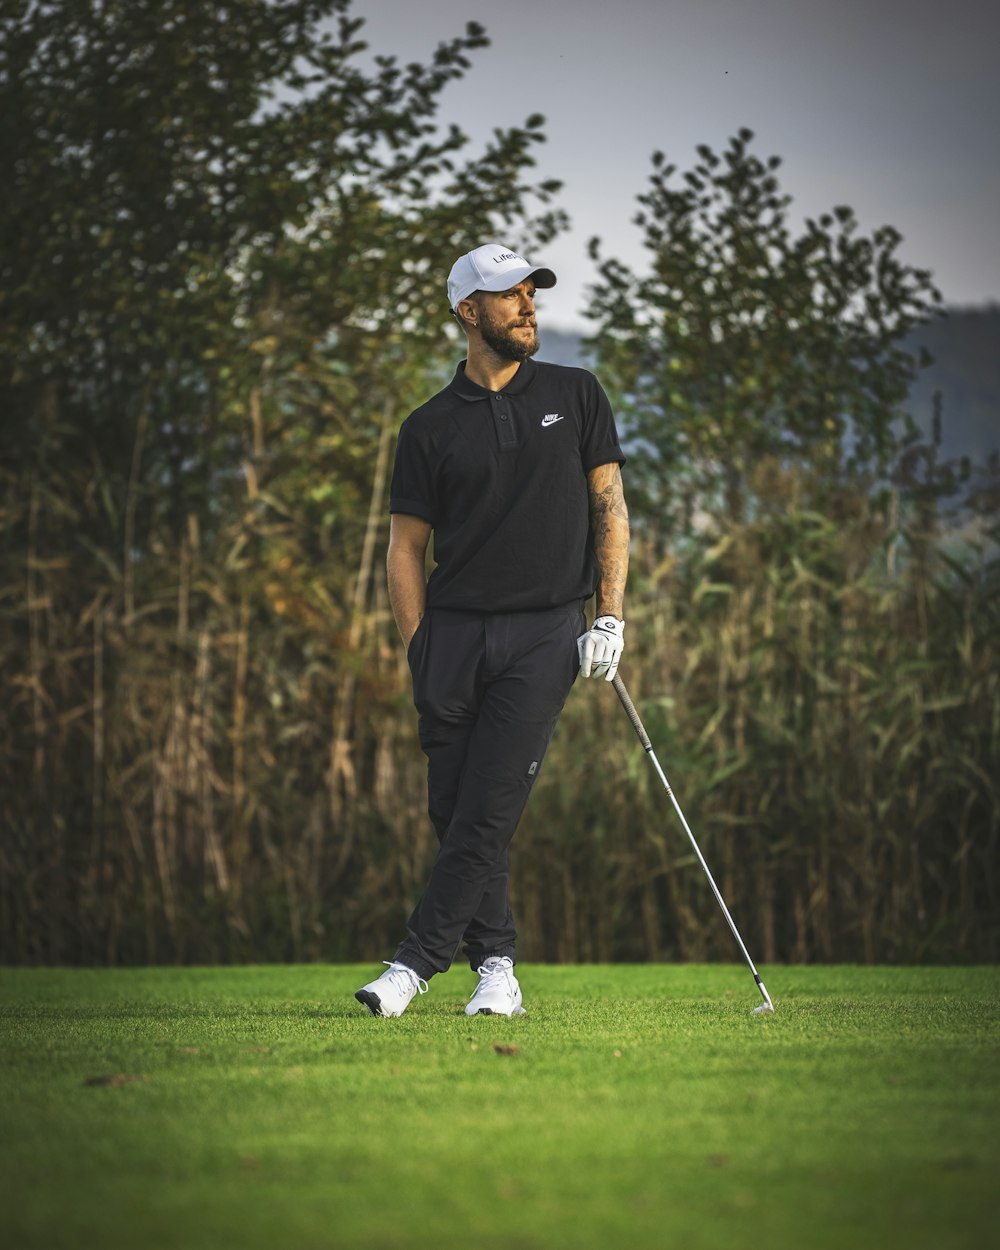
top-left (586, 129), bottom-right (942, 530)
top-left (0, 0), bottom-right (566, 962)
top-left (1, 0), bottom-right (562, 500)
top-left (568, 131), bottom-right (997, 966)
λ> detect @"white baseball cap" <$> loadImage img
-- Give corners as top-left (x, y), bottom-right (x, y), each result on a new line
top-left (447, 242), bottom-right (556, 310)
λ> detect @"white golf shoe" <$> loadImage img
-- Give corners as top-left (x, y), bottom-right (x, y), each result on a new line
top-left (355, 962), bottom-right (428, 1017)
top-left (465, 956), bottom-right (526, 1017)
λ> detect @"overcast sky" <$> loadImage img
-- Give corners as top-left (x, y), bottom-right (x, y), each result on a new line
top-left (350, 0), bottom-right (999, 329)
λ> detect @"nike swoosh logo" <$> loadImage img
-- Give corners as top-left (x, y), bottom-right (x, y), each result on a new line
top-left (541, 414), bottom-right (563, 427)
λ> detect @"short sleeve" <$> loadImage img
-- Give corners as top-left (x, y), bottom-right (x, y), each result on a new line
top-left (580, 374), bottom-right (626, 473)
top-left (388, 419), bottom-right (437, 524)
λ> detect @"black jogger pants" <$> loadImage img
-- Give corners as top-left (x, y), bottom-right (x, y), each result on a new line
top-left (394, 603), bottom-right (584, 979)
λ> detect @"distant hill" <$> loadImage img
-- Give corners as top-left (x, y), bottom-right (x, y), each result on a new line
top-left (538, 326), bottom-right (590, 369)
top-left (904, 306), bottom-right (1000, 464)
top-left (540, 307), bottom-right (999, 465)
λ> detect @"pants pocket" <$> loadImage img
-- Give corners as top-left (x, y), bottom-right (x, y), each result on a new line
top-left (407, 612), bottom-right (433, 707)
top-left (407, 612), bottom-right (430, 666)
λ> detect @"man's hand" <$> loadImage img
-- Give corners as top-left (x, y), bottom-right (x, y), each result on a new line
top-left (577, 616), bottom-right (625, 681)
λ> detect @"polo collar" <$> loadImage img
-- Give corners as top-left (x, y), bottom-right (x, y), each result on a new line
top-left (449, 357), bottom-right (538, 402)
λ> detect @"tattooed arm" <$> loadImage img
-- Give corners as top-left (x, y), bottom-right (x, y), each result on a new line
top-left (586, 462), bottom-right (630, 619)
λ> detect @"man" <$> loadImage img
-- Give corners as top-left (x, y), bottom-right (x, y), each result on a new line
top-left (355, 242), bottom-right (630, 1018)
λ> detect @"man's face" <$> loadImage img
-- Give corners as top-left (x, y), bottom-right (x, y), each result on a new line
top-left (475, 281), bottom-right (539, 361)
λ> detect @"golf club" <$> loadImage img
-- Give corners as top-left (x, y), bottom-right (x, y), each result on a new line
top-left (611, 673), bottom-right (775, 1014)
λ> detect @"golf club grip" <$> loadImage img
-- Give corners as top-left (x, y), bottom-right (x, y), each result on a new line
top-left (611, 674), bottom-right (652, 752)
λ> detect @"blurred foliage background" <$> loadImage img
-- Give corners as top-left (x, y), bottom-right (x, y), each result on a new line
top-left (2, 0), bottom-right (997, 966)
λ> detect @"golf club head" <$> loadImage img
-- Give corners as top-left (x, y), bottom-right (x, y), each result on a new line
top-left (752, 1002), bottom-right (775, 1015)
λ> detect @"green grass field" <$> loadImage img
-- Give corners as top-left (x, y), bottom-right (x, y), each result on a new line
top-left (2, 964), bottom-right (998, 1250)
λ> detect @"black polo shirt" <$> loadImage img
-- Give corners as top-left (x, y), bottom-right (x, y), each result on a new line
top-left (389, 357), bottom-right (625, 612)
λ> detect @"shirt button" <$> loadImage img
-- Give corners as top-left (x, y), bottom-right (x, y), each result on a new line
top-left (495, 394), bottom-right (503, 400)
top-left (500, 413), bottom-right (508, 421)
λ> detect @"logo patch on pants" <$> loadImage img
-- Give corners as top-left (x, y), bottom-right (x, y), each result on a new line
top-left (527, 761), bottom-right (538, 777)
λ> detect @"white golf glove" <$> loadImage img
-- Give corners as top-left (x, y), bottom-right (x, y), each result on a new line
top-left (577, 616), bottom-right (625, 682)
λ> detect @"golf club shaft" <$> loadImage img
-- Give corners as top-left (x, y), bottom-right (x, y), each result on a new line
top-left (612, 673), bottom-right (774, 1012)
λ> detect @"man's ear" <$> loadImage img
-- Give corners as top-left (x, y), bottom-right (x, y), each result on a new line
top-left (456, 297), bottom-right (479, 329)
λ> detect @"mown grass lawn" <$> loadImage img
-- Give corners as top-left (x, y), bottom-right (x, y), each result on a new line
top-left (1, 963), bottom-right (997, 1250)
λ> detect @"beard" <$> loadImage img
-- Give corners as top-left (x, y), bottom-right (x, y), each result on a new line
top-left (478, 309), bottom-right (540, 362)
